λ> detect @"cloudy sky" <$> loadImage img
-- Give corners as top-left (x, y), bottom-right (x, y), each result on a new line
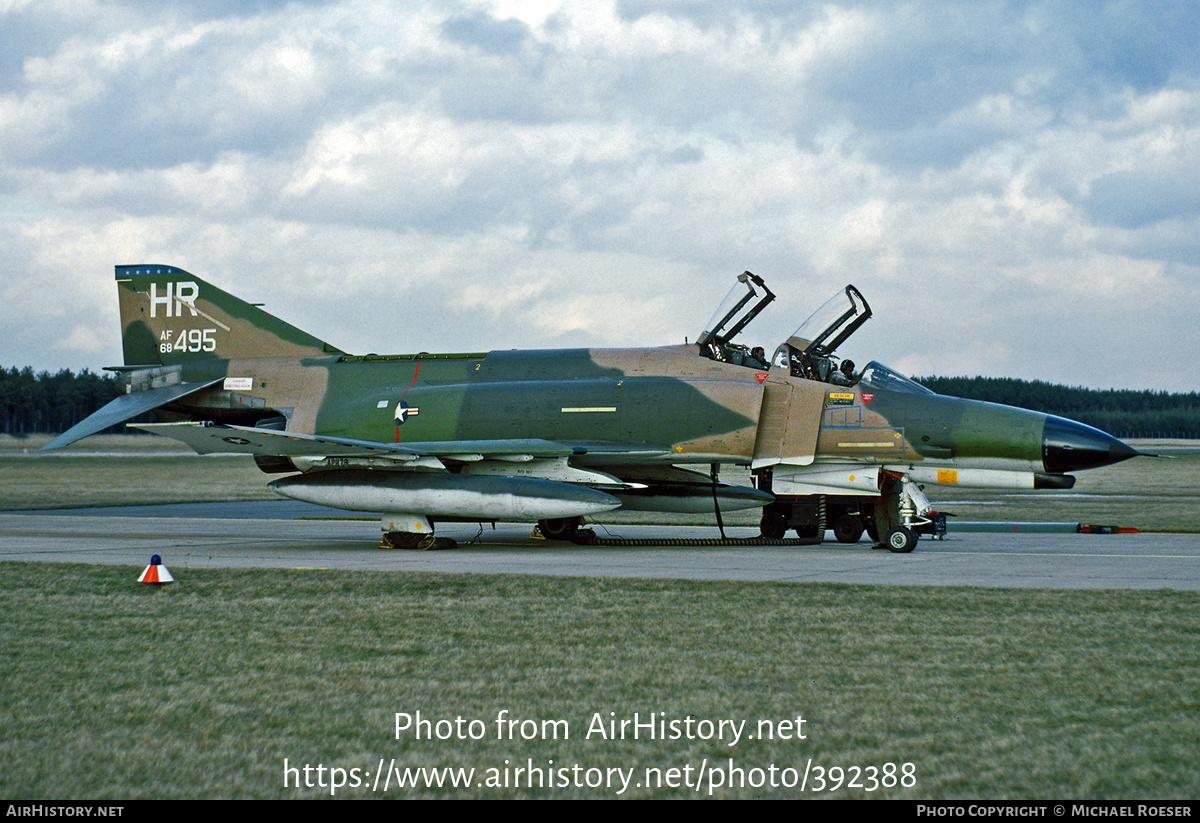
top-left (3, 0), bottom-right (1198, 391)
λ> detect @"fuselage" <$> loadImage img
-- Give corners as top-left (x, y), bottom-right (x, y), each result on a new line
top-left (159, 343), bottom-right (1132, 481)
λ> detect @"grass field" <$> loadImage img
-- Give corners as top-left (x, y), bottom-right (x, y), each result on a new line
top-left (0, 434), bottom-right (273, 510)
top-left (2, 562), bottom-right (1198, 799)
top-left (3, 433), bottom-right (1200, 799)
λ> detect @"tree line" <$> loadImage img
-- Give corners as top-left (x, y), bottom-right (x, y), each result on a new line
top-left (2, 365), bottom-right (1196, 439)
top-left (1, 367), bottom-right (123, 436)
top-left (915, 376), bottom-right (1200, 439)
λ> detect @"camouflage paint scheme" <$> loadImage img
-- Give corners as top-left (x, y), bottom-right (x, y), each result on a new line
top-left (45, 265), bottom-right (1139, 551)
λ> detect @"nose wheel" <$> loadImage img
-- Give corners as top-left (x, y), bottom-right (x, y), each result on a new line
top-left (884, 526), bottom-right (916, 553)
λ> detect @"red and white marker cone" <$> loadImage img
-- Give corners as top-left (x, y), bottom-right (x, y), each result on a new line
top-left (138, 554), bottom-right (174, 584)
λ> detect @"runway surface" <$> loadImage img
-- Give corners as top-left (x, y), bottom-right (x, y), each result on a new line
top-left (3, 500), bottom-right (1200, 589)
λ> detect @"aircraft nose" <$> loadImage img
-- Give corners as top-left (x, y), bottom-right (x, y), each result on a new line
top-left (1042, 415), bottom-right (1139, 474)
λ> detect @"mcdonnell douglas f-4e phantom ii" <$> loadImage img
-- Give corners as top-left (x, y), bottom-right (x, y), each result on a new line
top-left (46, 266), bottom-right (1140, 551)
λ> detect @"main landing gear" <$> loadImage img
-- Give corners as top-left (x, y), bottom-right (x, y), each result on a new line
top-left (381, 531), bottom-right (458, 550)
top-left (536, 517), bottom-right (597, 544)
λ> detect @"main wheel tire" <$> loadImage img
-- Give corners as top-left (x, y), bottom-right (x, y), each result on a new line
top-left (833, 514), bottom-right (864, 544)
top-left (422, 536), bottom-right (457, 550)
top-left (382, 532), bottom-right (434, 550)
top-left (539, 517), bottom-right (581, 540)
top-left (885, 526), bottom-right (917, 553)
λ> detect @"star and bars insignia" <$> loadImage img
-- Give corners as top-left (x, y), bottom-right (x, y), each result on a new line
top-left (395, 401), bottom-right (420, 424)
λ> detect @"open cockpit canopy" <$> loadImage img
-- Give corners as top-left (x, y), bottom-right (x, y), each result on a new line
top-left (698, 275), bottom-right (882, 386)
top-left (772, 285), bottom-right (871, 382)
top-left (696, 271), bottom-right (775, 368)
top-left (785, 285), bottom-right (871, 358)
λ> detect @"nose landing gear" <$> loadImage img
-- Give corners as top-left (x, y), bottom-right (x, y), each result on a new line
top-left (875, 473), bottom-right (931, 553)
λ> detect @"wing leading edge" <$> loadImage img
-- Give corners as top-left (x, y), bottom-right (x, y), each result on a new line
top-left (133, 421), bottom-right (579, 462)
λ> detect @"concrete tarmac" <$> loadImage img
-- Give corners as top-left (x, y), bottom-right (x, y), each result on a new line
top-left (3, 501), bottom-right (1200, 589)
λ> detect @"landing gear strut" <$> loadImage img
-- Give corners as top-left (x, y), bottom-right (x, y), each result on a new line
top-left (875, 474), bottom-right (930, 553)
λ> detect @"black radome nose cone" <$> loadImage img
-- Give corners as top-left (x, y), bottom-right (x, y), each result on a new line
top-left (1043, 415), bottom-right (1139, 474)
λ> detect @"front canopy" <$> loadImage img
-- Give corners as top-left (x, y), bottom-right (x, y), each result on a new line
top-left (696, 271), bottom-right (775, 369)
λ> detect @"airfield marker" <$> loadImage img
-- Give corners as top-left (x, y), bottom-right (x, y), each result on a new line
top-left (137, 554), bottom-right (174, 584)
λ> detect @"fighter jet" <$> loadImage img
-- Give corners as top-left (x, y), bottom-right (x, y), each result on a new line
top-left (45, 265), bottom-right (1139, 551)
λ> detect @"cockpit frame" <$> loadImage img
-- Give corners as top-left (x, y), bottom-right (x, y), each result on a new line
top-left (696, 271), bottom-right (775, 368)
top-left (773, 284), bottom-right (872, 382)
top-left (698, 275), bottom-right (881, 387)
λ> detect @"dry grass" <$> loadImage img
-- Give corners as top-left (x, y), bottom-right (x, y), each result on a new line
top-left (0, 434), bottom-right (272, 510)
top-left (923, 443), bottom-right (1200, 531)
top-left (2, 562), bottom-right (1198, 799)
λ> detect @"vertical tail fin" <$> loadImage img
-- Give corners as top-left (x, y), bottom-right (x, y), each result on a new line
top-left (116, 264), bottom-right (342, 366)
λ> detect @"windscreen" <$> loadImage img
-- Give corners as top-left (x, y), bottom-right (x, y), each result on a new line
top-left (859, 361), bottom-right (935, 395)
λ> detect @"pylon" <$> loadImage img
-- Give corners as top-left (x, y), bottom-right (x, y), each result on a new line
top-left (138, 554), bottom-right (174, 584)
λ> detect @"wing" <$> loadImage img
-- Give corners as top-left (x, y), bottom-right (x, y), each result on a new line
top-left (135, 421), bottom-right (770, 514)
top-left (42, 379), bottom-right (225, 450)
top-left (135, 421), bottom-right (577, 461)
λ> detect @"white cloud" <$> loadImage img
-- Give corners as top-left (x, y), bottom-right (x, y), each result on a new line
top-left (2, 0), bottom-right (1200, 392)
